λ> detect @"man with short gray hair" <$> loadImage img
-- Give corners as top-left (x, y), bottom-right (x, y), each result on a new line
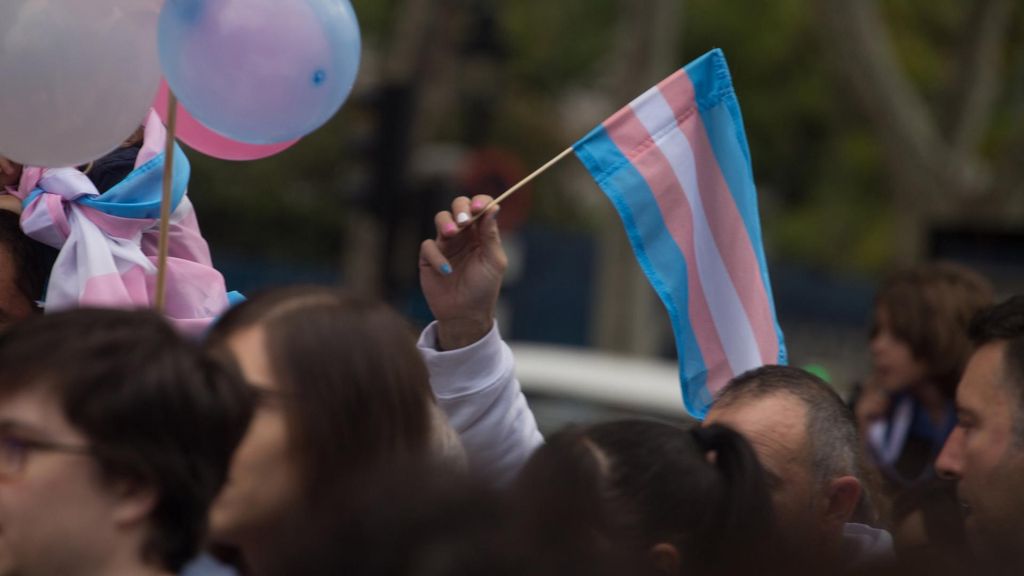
top-left (705, 366), bottom-right (890, 568)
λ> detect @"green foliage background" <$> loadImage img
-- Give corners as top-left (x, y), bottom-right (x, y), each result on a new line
top-left (188, 0), bottom-right (1024, 277)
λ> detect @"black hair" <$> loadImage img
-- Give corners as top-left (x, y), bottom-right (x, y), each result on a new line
top-left (968, 295), bottom-right (1024, 437)
top-left (86, 144), bottom-right (141, 193)
top-left (0, 210), bottom-right (55, 315)
top-left (0, 308), bottom-right (254, 572)
top-left (264, 460), bottom-right (517, 576)
top-left (515, 419), bottom-right (777, 576)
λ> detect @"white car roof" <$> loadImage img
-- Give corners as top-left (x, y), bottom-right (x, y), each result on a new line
top-left (510, 342), bottom-right (693, 421)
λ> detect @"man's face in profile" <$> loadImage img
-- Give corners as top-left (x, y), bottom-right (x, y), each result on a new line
top-left (938, 342), bottom-right (1024, 563)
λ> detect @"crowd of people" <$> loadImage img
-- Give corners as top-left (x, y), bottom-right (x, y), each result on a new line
top-left (2, 151), bottom-right (1024, 576)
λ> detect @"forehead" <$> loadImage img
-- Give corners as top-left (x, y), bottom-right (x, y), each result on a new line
top-left (0, 386), bottom-right (78, 438)
top-left (706, 392), bottom-right (810, 471)
top-left (959, 342), bottom-right (1017, 418)
top-left (226, 325), bottom-right (275, 389)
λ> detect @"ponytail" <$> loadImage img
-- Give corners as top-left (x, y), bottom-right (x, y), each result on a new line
top-left (690, 424), bottom-right (777, 573)
top-left (518, 420), bottom-right (780, 576)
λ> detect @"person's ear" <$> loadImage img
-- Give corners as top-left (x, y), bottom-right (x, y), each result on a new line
top-left (649, 542), bottom-right (680, 575)
top-left (109, 479), bottom-right (159, 528)
top-left (822, 475), bottom-right (861, 531)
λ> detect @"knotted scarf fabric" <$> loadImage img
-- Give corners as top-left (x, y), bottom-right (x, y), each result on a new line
top-left (10, 110), bottom-right (230, 336)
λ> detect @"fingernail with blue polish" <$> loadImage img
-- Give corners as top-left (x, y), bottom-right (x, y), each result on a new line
top-left (440, 263), bottom-right (452, 276)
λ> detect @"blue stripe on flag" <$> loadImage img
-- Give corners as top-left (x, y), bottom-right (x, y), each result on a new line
top-left (574, 126), bottom-right (714, 417)
top-left (81, 143), bottom-right (191, 219)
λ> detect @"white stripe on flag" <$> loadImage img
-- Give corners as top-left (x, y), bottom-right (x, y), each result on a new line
top-left (630, 88), bottom-right (762, 377)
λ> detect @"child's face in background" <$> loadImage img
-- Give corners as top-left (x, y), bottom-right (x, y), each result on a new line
top-left (0, 157), bottom-right (21, 189)
top-left (869, 306), bottom-right (928, 392)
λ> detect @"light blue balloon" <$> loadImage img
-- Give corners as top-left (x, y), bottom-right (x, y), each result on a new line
top-left (158, 0), bottom-right (361, 144)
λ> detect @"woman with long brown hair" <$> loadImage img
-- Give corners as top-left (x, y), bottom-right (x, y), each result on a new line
top-left (202, 287), bottom-right (447, 575)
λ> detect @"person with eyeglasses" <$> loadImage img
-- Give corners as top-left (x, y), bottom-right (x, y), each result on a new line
top-left (0, 308), bottom-right (253, 576)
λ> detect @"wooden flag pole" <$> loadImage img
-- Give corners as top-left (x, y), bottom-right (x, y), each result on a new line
top-left (468, 146), bottom-right (574, 223)
top-left (154, 91), bottom-right (179, 312)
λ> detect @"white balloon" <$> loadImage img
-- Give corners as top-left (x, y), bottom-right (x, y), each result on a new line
top-left (0, 1), bottom-right (163, 167)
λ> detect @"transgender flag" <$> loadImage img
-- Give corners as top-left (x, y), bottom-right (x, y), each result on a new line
top-left (573, 48), bottom-right (786, 418)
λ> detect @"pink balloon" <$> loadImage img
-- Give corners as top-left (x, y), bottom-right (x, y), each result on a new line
top-left (153, 80), bottom-right (298, 161)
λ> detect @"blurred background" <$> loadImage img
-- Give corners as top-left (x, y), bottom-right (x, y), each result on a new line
top-left (187, 0), bottom-right (1024, 426)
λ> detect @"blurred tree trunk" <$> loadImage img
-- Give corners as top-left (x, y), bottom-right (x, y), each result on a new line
top-left (345, 0), bottom-right (445, 298)
top-left (815, 0), bottom-right (1020, 264)
top-left (592, 0), bottom-right (682, 354)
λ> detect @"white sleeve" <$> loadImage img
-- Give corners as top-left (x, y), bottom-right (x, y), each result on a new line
top-left (418, 321), bottom-right (544, 485)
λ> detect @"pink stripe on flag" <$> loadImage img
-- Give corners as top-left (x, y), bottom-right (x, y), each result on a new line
top-left (600, 98), bottom-right (670, 163)
top-left (81, 268), bottom-right (149, 308)
top-left (659, 72), bottom-right (779, 364)
top-left (80, 207), bottom-right (150, 240)
top-left (15, 167), bottom-right (44, 200)
top-left (604, 108), bottom-right (732, 387)
top-left (45, 194), bottom-right (70, 239)
top-left (137, 111), bottom-right (166, 168)
top-left (654, 68), bottom-right (696, 113)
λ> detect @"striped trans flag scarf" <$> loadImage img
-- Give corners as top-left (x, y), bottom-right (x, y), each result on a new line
top-left (8, 110), bottom-right (233, 335)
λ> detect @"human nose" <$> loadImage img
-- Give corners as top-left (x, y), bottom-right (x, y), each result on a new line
top-left (869, 329), bottom-right (890, 355)
top-left (935, 427), bottom-right (964, 480)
